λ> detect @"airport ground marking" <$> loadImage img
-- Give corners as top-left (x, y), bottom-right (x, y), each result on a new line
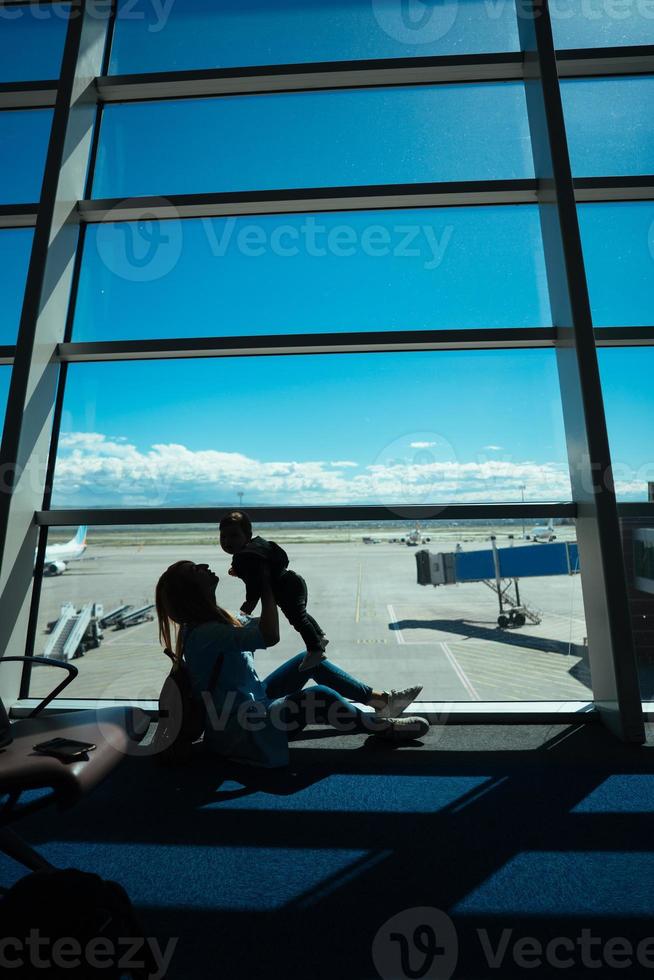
top-left (386, 604), bottom-right (405, 645)
top-left (355, 561), bottom-right (363, 623)
top-left (440, 641), bottom-right (482, 701)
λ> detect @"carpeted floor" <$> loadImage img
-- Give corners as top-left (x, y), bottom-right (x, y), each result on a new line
top-left (3, 722), bottom-right (654, 979)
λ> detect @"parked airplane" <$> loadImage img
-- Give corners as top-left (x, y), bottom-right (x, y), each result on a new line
top-left (42, 526), bottom-right (88, 576)
top-left (525, 519), bottom-right (557, 543)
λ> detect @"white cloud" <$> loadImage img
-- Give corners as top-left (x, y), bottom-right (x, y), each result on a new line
top-left (483, 445), bottom-right (504, 451)
top-left (410, 441), bottom-right (436, 449)
top-left (51, 431), bottom-right (580, 507)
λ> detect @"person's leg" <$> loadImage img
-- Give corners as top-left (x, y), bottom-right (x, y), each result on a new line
top-left (276, 572), bottom-right (325, 650)
top-left (270, 684), bottom-right (386, 739)
top-left (264, 654), bottom-right (374, 705)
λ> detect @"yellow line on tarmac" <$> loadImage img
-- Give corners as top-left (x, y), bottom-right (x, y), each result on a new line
top-left (355, 561), bottom-right (363, 623)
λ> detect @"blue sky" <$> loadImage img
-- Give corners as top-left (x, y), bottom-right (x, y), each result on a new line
top-left (1, 4), bottom-right (653, 506)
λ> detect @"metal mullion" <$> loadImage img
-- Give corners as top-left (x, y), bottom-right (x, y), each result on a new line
top-left (77, 180), bottom-right (540, 222)
top-left (557, 44), bottom-right (654, 79)
top-left (0, 82), bottom-right (58, 109)
top-left (77, 177), bottom-right (654, 225)
top-left (518, 0), bottom-right (644, 742)
top-left (0, 0), bottom-right (112, 713)
top-left (0, 206), bottom-right (39, 229)
top-left (37, 503), bottom-right (576, 527)
top-left (22, 2), bottom-right (118, 695)
top-left (95, 45), bottom-right (654, 103)
top-left (595, 328), bottom-right (654, 347)
top-left (58, 328), bottom-right (556, 363)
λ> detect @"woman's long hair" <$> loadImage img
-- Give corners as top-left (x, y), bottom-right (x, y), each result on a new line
top-left (155, 560), bottom-right (241, 667)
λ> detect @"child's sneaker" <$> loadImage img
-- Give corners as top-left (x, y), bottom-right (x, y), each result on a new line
top-left (298, 648), bottom-right (328, 672)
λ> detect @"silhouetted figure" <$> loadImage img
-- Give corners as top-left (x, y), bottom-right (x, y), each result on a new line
top-left (219, 510), bottom-right (328, 671)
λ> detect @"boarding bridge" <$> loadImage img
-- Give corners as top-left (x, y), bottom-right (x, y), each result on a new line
top-left (417, 540), bottom-right (580, 628)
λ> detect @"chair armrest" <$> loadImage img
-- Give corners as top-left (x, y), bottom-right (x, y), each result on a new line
top-left (0, 657), bottom-right (78, 718)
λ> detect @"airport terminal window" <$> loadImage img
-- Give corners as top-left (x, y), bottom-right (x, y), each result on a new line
top-left (29, 520), bottom-right (588, 704)
top-left (73, 206), bottom-right (551, 342)
top-left (579, 203), bottom-right (654, 329)
top-left (551, 1), bottom-right (654, 49)
top-left (108, 0), bottom-right (521, 74)
top-left (0, 3), bottom-right (69, 83)
top-left (0, 109), bottom-right (52, 205)
top-left (51, 350), bottom-right (570, 509)
top-left (0, 229), bottom-right (33, 345)
top-left (562, 77), bottom-right (654, 178)
top-left (598, 348), bottom-right (654, 501)
top-left (92, 83), bottom-right (534, 199)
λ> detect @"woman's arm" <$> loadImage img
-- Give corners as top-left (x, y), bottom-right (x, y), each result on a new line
top-left (257, 564), bottom-right (279, 646)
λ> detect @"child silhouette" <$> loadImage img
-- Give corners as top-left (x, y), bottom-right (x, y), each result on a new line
top-left (219, 511), bottom-right (328, 671)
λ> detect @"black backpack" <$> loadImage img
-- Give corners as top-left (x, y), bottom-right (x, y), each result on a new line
top-left (152, 637), bottom-right (224, 766)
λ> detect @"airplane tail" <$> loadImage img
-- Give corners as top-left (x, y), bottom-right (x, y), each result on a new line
top-left (74, 526), bottom-right (88, 547)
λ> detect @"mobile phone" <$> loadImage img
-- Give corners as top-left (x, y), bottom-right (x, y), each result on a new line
top-left (33, 737), bottom-right (96, 759)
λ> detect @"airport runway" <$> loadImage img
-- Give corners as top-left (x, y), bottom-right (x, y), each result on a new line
top-left (31, 532), bottom-right (590, 705)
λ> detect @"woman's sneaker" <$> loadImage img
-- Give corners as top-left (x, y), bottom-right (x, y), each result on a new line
top-left (375, 716), bottom-right (430, 742)
top-left (375, 685), bottom-right (423, 719)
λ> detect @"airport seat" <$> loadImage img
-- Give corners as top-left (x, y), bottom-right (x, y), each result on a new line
top-left (0, 657), bottom-right (149, 879)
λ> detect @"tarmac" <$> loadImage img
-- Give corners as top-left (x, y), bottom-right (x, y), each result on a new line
top-left (30, 526), bottom-right (591, 705)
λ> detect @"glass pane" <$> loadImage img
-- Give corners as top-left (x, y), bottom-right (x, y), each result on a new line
top-left (551, 0), bottom-right (654, 49)
top-left (0, 109), bottom-right (52, 205)
top-left (0, 4), bottom-right (69, 82)
top-left (74, 205), bottom-right (551, 340)
top-left (598, 347), bottom-right (654, 500)
top-left (618, 514), bottom-right (654, 703)
top-left (0, 229), bottom-right (33, 344)
top-left (52, 351), bottom-right (570, 508)
top-left (109, 0), bottom-right (520, 74)
top-left (93, 84), bottom-right (534, 198)
top-left (579, 202), bottom-right (654, 328)
top-left (563, 77), bottom-right (654, 177)
top-left (30, 518), bottom-right (587, 704)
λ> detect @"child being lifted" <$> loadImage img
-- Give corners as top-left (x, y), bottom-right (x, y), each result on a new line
top-left (219, 511), bottom-right (329, 672)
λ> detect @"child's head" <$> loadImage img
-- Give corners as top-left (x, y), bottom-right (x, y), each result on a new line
top-left (219, 511), bottom-right (252, 555)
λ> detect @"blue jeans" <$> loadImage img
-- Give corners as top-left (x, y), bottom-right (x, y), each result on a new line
top-left (264, 654), bottom-right (384, 737)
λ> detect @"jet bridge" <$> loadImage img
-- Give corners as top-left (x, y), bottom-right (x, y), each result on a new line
top-left (416, 539), bottom-right (580, 628)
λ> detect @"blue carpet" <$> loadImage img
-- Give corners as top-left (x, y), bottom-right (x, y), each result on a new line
top-left (3, 724), bottom-right (654, 979)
